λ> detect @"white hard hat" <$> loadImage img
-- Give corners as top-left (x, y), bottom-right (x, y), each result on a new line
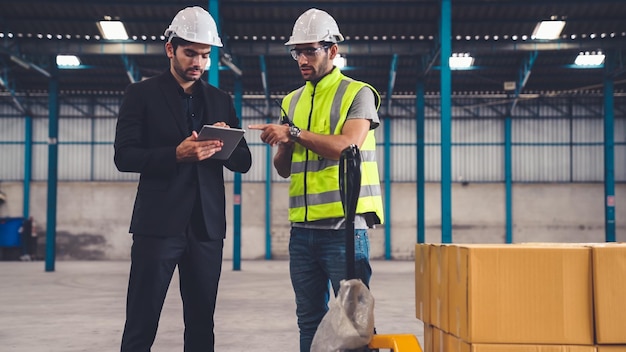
top-left (285, 8), bottom-right (344, 46)
top-left (164, 6), bottom-right (223, 47)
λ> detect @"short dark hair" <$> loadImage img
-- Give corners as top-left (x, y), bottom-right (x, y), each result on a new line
top-left (169, 37), bottom-right (193, 52)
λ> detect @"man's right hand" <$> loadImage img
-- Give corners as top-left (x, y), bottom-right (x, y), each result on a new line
top-left (248, 123), bottom-right (292, 146)
top-left (176, 131), bottom-right (224, 162)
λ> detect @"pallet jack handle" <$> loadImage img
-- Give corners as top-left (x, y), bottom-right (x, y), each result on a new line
top-left (339, 144), bottom-right (361, 280)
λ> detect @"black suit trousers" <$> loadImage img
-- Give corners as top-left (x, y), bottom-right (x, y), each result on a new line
top-left (120, 212), bottom-right (224, 352)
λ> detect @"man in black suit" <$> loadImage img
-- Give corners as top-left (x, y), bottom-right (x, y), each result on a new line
top-left (114, 6), bottom-right (252, 352)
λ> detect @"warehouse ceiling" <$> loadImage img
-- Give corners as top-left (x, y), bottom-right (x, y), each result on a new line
top-left (1, 0), bottom-right (625, 98)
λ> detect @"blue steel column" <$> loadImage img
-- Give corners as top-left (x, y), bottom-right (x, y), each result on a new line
top-left (233, 75), bottom-right (243, 270)
top-left (259, 55), bottom-right (272, 259)
top-left (416, 78), bottom-right (425, 244)
top-left (89, 101), bottom-right (96, 180)
top-left (207, 0), bottom-right (220, 87)
top-left (504, 116), bottom-right (513, 243)
top-left (603, 50), bottom-right (616, 242)
top-left (505, 51), bottom-right (537, 244)
top-left (439, 0), bottom-right (452, 243)
top-left (383, 117), bottom-right (392, 259)
top-left (383, 54), bottom-right (397, 260)
top-left (416, 51), bottom-right (438, 244)
top-left (23, 114), bottom-right (33, 219)
top-left (45, 57), bottom-right (59, 272)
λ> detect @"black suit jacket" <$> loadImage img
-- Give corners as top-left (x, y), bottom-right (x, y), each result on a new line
top-left (114, 70), bottom-right (252, 239)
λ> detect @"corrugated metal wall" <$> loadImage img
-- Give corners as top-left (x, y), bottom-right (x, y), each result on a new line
top-left (0, 94), bottom-right (624, 183)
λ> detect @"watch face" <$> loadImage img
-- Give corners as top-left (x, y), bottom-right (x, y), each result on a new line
top-left (290, 126), bottom-right (301, 139)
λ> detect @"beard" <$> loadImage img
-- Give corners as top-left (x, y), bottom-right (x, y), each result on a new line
top-left (172, 57), bottom-right (203, 82)
top-left (302, 57), bottom-right (331, 83)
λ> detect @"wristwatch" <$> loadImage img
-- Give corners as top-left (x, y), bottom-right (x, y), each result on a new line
top-left (289, 125), bottom-right (301, 140)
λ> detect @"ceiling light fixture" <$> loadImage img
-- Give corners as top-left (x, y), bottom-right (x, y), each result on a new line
top-left (574, 51), bottom-right (605, 66)
top-left (56, 55), bottom-right (81, 67)
top-left (97, 17), bottom-right (129, 40)
top-left (449, 53), bottom-right (474, 69)
top-left (532, 17), bottom-right (566, 40)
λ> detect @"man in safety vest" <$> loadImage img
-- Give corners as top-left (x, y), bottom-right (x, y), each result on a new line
top-left (249, 8), bottom-right (384, 352)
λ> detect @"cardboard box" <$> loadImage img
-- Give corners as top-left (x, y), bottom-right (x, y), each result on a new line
top-left (446, 330), bottom-right (596, 352)
top-left (448, 244), bottom-right (593, 344)
top-left (432, 326), bottom-right (445, 352)
top-left (591, 243), bottom-right (626, 344)
top-left (468, 345), bottom-right (596, 352)
top-left (430, 244), bottom-right (449, 332)
top-left (415, 244), bottom-right (430, 323)
top-left (423, 324), bottom-right (434, 352)
top-left (596, 347), bottom-right (626, 352)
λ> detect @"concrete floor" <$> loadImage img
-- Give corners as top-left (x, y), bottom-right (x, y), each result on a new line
top-left (0, 259), bottom-right (423, 352)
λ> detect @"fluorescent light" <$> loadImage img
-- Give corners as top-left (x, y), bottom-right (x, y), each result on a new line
top-left (575, 51), bottom-right (605, 66)
top-left (334, 54), bottom-right (346, 70)
top-left (449, 53), bottom-right (474, 69)
top-left (503, 81), bottom-right (516, 91)
top-left (532, 20), bottom-right (566, 40)
top-left (56, 55), bottom-right (81, 67)
top-left (97, 20), bottom-right (129, 40)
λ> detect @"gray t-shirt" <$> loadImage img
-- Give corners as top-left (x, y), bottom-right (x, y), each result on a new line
top-left (292, 86), bottom-right (380, 230)
top-left (346, 86), bottom-right (380, 129)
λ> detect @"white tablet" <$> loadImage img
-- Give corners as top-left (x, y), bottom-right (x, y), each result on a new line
top-left (197, 125), bottom-right (245, 160)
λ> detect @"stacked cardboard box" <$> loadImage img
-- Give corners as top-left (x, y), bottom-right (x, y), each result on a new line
top-left (415, 243), bottom-right (626, 352)
top-left (591, 244), bottom-right (626, 345)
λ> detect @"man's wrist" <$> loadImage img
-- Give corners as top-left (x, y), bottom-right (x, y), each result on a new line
top-left (278, 140), bottom-right (295, 150)
top-left (288, 125), bottom-right (301, 141)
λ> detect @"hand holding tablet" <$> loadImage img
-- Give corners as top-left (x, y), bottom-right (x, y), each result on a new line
top-left (197, 125), bottom-right (245, 160)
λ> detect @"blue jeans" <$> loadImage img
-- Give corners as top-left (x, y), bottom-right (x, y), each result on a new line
top-left (289, 227), bottom-right (372, 352)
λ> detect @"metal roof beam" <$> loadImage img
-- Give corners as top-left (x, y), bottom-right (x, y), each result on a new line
top-left (385, 54), bottom-right (398, 114)
top-left (120, 54), bottom-right (140, 83)
top-left (220, 52), bottom-right (243, 77)
top-left (0, 48), bottom-right (51, 78)
top-left (0, 61), bottom-right (29, 114)
top-left (9, 39), bottom-right (626, 57)
top-left (511, 51), bottom-right (538, 111)
top-left (421, 46), bottom-right (440, 76)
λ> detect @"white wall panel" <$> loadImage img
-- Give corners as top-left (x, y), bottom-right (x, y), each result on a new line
top-left (0, 95), bottom-right (624, 183)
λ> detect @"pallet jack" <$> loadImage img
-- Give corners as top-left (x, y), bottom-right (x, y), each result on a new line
top-left (340, 145), bottom-right (422, 352)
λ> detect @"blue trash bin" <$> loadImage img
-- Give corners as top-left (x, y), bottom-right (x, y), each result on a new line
top-left (0, 217), bottom-right (24, 248)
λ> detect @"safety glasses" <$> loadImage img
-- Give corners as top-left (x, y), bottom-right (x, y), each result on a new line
top-left (289, 46), bottom-right (328, 61)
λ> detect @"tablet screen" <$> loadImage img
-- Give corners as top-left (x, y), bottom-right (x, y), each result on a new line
top-left (197, 125), bottom-right (245, 160)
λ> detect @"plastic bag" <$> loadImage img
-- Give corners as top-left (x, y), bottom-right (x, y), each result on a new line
top-left (310, 279), bottom-right (375, 352)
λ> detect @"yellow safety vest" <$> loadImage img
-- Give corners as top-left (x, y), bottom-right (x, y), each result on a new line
top-left (282, 68), bottom-right (384, 225)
